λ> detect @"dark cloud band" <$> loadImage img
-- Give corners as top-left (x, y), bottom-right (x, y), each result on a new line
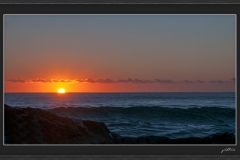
top-left (7, 78), bottom-right (235, 84)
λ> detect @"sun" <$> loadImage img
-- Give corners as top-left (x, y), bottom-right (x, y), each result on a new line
top-left (58, 88), bottom-right (65, 93)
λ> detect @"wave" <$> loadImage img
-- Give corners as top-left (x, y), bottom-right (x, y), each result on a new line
top-left (4, 92), bottom-right (235, 109)
top-left (46, 106), bottom-right (235, 139)
top-left (4, 104), bottom-right (235, 144)
top-left (5, 104), bottom-right (235, 139)
top-left (46, 106), bottom-right (235, 124)
top-left (46, 104), bottom-right (235, 109)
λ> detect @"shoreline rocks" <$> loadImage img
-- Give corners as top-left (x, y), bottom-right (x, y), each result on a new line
top-left (4, 104), bottom-right (114, 144)
top-left (4, 104), bottom-right (235, 144)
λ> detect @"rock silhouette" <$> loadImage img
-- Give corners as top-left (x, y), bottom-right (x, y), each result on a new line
top-left (4, 104), bottom-right (235, 144)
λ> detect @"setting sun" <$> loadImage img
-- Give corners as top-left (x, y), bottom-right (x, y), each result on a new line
top-left (58, 88), bottom-right (65, 93)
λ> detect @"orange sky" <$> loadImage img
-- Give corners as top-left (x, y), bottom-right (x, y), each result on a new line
top-left (4, 15), bottom-right (236, 92)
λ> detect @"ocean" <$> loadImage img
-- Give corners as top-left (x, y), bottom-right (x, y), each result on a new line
top-left (4, 92), bottom-right (236, 139)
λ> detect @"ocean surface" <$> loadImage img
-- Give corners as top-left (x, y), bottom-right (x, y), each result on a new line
top-left (4, 92), bottom-right (236, 139)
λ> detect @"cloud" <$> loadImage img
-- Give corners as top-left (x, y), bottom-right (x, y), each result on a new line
top-left (76, 78), bottom-right (169, 84)
top-left (128, 78), bottom-right (147, 84)
top-left (209, 80), bottom-right (224, 84)
top-left (117, 78), bottom-right (133, 83)
top-left (60, 79), bottom-right (72, 83)
top-left (52, 79), bottom-right (59, 83)
top-left (182, 80), bottom-right (196, 84)
top-left (76, 78), bottom-right (109, 83)
top-left (84, 79), bottom-right (96, 83)
top-left (117, 78), bottom-right (171, 84)
top-left (117, 79), bottom-right (130, 83)
top-left (7, 78), bottom-right (235, 85)
top-left (30, 78), bottom-right (51, 83)
top-left (197, 80), bottom-right (205, 83)
top-left (7, 79), bottom-right (25, 83)
top-left (155, 79), bottom-right (173, 84)
top-left (28, 78), bottom-right (72, 83)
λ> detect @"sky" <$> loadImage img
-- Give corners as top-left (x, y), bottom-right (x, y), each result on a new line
top-left (4, 15), bottom-right (236, 92)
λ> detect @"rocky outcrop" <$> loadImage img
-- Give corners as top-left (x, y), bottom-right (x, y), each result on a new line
top-left (4, 104), bottom-right (114, 144)
top-left (4, 104), bottom-right (235, 144)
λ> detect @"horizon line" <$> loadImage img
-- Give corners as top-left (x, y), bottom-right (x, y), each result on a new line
top-left (4, 91), bottom-right (236, 93)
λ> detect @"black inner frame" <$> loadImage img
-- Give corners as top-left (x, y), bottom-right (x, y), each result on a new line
top-left (0, 4), bottom-right (239, 155)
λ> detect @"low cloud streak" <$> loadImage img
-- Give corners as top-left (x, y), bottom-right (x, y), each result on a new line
top-left (7, 79), bottom-right (25, 83)
top-left (7, 78), bottom-right (235, 85)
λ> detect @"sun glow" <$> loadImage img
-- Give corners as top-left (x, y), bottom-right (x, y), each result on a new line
top-left (58, 88), bottom-right (65, 93)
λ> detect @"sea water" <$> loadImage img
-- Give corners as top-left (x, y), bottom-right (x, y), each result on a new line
top-left (4, 92), bottom-right (236, 139)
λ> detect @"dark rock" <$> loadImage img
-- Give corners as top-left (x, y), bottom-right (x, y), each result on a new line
top-left (4, 104), bottom-right (114, 144)
top-left (110, 132), bottom-right (121, 139)
top-left (4, 104), bottom-right (235, 144)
